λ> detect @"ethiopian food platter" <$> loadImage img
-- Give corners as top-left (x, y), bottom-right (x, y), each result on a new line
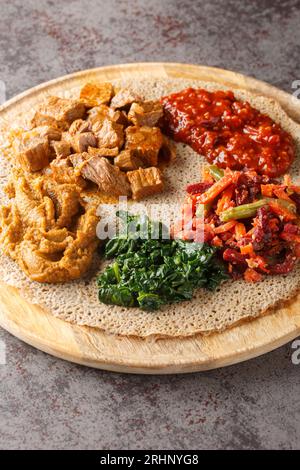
top-left (0, 63), bottom-right (300, 373)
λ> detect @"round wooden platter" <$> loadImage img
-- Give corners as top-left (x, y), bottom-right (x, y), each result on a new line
top-left (1, 63), bottom-right (300, 374)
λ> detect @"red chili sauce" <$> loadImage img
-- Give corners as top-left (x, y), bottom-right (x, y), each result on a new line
top-left (161, 88), bottom-right (295, 177)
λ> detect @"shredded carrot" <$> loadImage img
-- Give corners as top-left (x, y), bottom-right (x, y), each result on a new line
top-left (240, 244), bottom-right (254, 256)
top-left (197, 173), bottom-right (235, 204)
top-left (216, 185), bottom-right (234, 215)
top-left (202, 166), bottom-right (214, 183)
top-left (235, 222), bottom-right (246, 240)
top-left (268, 200), bottom-right (297, 221)
top-left (219, 231), bottom-right (234, 242)
top-left (214, 220), bottom-right (237, 234)
top-left (273, 187), bottom-right (294, 203)
top-left (244, 268), bottom-right (262, 282)
top-left (261, 184), bottom-right (275, 197)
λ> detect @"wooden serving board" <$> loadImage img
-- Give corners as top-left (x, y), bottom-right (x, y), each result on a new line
top-left (1, 63), bottom-right (300, 374)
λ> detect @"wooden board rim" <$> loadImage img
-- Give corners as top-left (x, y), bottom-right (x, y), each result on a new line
top-left (0, 62), bottom-right (300, 374)
top-left (1, 63), bottom-right (299, 123)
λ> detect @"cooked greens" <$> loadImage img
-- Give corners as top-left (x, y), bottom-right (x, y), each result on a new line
top-left (97, 211), bottom-right (228, 311)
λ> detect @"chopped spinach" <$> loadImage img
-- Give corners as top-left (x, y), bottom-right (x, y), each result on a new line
top-left (97, 212), bottom-right (228, 311)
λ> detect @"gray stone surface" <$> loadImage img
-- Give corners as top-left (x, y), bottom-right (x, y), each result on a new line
top-left (0, 0), bottom-right (300, 450)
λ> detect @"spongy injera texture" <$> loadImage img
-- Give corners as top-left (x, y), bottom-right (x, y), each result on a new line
top-left (1, 78), bottom-right (300, 338)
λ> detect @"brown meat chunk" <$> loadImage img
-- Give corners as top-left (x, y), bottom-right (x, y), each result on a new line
top-left (75, 156), bottom-right (131, 197)
top-left (31, 96), bottom-right (86, 129)
top-left (127, 167), bottom-right (164, 200)
top-left (87, 105), bottom-right (110, 125)
top-left (37, 125), bottom-right (61, 141)
top-left (88, 105), bottom-right (128, 127)
top-left (114, 150), bottom-right (145, 171)
top-left (52, 141), bottom-right (71, 159)
top-left (50, 156), bottom-right (86, 185)
top-left (71, 132), bottom-right (97, 153)
top-left (80, 82), bottom-right (113, 107)
top-left (93, 118), bottom-right (124, 149)
top-left (88, 146), bottom-right (119, 158)
top-left (110, 88), bottom-right (142, 110)
top-left (13, 125), bottom-right (62, 172)
top-left (69, 119), bottom-right (91, 135)
top-left (125, 126), bottom-right (163, 166)
top-left (111, 110), bottom-right (129, 126)
top-left (69, 152), bottom-right (89, 170)
top-left (61, 131), bottom-right (74, 147)
top-left (128, 101), bottom-right (163, 127)
top-left (14, 129), bottom-right (50, 172)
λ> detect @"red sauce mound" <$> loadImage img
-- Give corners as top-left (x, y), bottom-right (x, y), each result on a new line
top-left (161, 88), bottom-right (295, 177)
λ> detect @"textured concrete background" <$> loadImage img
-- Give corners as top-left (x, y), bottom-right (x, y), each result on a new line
top-left (0, 0), bottom-right (300, 450)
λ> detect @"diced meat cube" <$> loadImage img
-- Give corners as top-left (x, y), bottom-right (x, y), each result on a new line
top-left (110, 88), bottom-right (142, 110)
top-left (114, 150), bottom-right (145, 171)
top-left (14, 130), bottom-right (49, 172)
top-left (31, 96), bottom-right (86, 129)
top-left (159, 135), bottom-right (176, 163)
top-left (61, 131), bottom-right (73, 147)
top-left (37, 125), bottom-right (61, 141)
top-left (127, 167), bottom-right (164, 200)
top-left (50, 156), bottom-right (85, 185)
top-left (13, 126), bottom-right (60, 172)
top-left (125, 126), bottom-right (163, 166)
top-left (52, 141), bottom-right (71, 159)
top-left (88, 105), bottom-right (128, 127)
top-left (93, 118), bottom-right (124, 149)
top-left (88, 146), bottom-right (119, 158)
top-left (72, 155), bottom-right (131, 197)
top-left (69, 119), bottom-right (91, 135)
top-left (111, 110), bottom-right (129, 126)
top-left (128, 101), bottom-right (163, 127)
top-left (69, 152), bottom-right (89, 169)
top-left (80, 82), bottom-right (113, 107)
top-left (87, 105), bottom-right (111, 125)
top-left (71, 132), bottom-right (97, 153)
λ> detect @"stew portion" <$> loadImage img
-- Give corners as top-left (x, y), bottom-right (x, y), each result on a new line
top-left (161, 88), bottom-right (295, 177)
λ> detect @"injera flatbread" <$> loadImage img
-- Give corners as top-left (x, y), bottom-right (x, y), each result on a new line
top-left (1, 78), bottom-right (300, 338)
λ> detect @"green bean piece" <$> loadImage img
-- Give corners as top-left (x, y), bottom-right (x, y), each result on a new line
top-left (208, 165), bottom-right (225, 181)
top-left (220, 199), bottom-right (268, 222)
